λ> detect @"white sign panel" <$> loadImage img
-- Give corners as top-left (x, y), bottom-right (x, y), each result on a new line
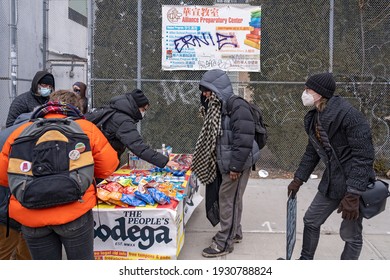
top-left (162, 5), bottom-right (261, 72)
top-left (93, 201), bottom-right (184, 260)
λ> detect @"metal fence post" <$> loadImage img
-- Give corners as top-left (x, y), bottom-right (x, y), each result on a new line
top-left (43, 0), bottom-right (49, 70)
top-left (137, 0), bottom-right (142, 133)
top-left (328, 0), bottom-right (334, 73)
top-left (9, 0), bottom-right (17, 101)
top-left (87, 0), bottom-right (94, 109)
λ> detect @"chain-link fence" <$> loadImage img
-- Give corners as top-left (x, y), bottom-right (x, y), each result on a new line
top-left (90, 0), bottom-right (390, 175)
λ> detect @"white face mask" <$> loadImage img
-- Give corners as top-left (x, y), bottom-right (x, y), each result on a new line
top-left (301, 90), bottom-right (315, 106)
top-left (140, 111), bottom-right (146, 118)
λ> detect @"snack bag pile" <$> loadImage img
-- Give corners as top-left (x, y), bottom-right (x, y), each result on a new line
top-left (97, 160), bottom-right (191, 208)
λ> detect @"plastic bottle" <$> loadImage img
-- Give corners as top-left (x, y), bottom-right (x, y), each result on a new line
top-left (128, 151), bottom-right (139, 169)
top-left (162, 143), bottom-right (167, 156)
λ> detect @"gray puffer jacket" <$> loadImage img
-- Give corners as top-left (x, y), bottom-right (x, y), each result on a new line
top-left (199, 69), bottom-right (260, 173)
top-left (103, 93), bottom-right (168, 168)
top-left (295, 96), bottom-right (376, 199)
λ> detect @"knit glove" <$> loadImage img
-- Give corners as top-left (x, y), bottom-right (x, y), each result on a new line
top-left (337, 193), bottom-right (360, 220)
top-left (287, 177), bottom-right (304, 197)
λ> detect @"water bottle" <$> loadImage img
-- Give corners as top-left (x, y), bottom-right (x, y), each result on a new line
top-left (128, 151), bottom-right (139, 169)
top-left (162, 143), bottom-right (167, 156)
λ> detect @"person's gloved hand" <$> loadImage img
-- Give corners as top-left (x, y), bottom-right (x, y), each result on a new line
top-left (287, 177), bottom-right (303, 197)
top-left (337, 193), bottom-right (360, 220)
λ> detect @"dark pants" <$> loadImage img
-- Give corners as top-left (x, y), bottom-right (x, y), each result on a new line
top-left (300, 191), bottom-right (363, 260)
top-left (21, 210), bottom-right (94, 260)
top-left (213, 168), bottom-right (251, 251)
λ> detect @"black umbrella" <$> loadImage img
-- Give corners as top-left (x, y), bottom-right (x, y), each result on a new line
top-left (205, 170), bottom-right (222, 227)
top-left (286, 193), bottom-right (297, 260)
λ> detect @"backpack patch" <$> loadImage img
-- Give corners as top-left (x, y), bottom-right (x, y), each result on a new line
top-left (227, 95), bottom-right (268, 150)
top-left (7, 118), bottom-right (94, 209)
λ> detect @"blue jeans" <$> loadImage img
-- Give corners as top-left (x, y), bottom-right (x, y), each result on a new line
top-left (300, 191), bottom-right (363, 260)
top-left (21, 210), bottom-right (94, 260)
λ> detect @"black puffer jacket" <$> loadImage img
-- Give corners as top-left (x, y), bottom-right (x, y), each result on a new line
top-left (6, 71), bottom-right (54, 127)
top-left (199, 69), bottom-right (260, 173)
top-left (103, 93), bottom-right (168, 168)
top-left (295, 96), bottom-right (376, 199)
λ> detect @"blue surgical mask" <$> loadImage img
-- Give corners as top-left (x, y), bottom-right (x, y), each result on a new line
top-left (39, 87), bottom-right (52, 97)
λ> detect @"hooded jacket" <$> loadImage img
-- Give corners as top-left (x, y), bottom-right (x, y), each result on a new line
top-left (73, 82), bottom-right (88, 114)
top-left (294, 96), bottom-right (376, 199)
top-left (0, 113), bottom-right (118, 227)
top-left (6, 71), bottom-right (55, 127)
top-left (199, 69), bottom-right (260, 173)
top-left (103, 92), bottom-right (169, 168)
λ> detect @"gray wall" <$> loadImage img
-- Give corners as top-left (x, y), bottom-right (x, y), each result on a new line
top-left (0, 0), bottom-right (88, 129)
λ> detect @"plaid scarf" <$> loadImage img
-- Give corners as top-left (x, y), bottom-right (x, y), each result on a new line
top-left (192, 93), bottom-right (222, 185)
top-left (31, 101), bottom-right (85, 119)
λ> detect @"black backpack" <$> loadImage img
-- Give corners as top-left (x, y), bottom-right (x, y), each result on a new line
top-left (85, 106), bottom-right (116, 138)
top-left (227, 95), bottom-right (268, 150)
top-left (7, 118), bottom-right (95, 209)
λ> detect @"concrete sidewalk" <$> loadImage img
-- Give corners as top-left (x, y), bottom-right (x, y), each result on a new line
top-left (179, 178), bottom-right (390, 260)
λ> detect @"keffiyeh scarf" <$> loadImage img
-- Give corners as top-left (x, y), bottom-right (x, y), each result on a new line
top-left (192, 93), bottom-right (222, 185)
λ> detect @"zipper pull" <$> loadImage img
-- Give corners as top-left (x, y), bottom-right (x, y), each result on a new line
top-left (21, 180), bottom-right (27, 191)
top-left (76, 172), bottom-right (82, 184)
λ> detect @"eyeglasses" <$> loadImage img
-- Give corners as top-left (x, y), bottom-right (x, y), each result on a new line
top-left (73, 88), bottom-right (81, 93)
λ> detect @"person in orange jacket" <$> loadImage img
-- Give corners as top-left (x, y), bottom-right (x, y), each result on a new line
top-left (0, 90), bottom-right (119, 260)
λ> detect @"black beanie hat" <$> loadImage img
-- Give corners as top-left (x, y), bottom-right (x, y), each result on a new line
top-left (305, 73), bottom-right (336, 99)
top-left (199, 85), bottom-right (211, 92)
top-left (38, 74), bottom-right (55, 87)
top-left (130, 89), bottom-right (149, 107)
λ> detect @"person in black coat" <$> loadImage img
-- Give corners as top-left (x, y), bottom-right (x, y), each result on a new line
top-left (287, 72), bottom-right (376, 260)
top-left (94, 89), bottom-right (178, 169)
top-left (192, 69), bottom-right (260, 258)
top-left (6, 71), bottom-right (55, 127)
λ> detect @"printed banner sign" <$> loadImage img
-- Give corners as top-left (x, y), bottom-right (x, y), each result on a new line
top-left (162, 5), bottom-right (261, 71)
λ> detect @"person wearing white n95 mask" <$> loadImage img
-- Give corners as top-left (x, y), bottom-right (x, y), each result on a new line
top-left (301, 89), bottom-right (321, 107)
top-left (288, 72), bottom-right (376, 260)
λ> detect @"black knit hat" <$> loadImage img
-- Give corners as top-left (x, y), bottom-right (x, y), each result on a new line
top-left (305, 73), bottom-right (336, 99)
top-left (130, 89), bottom-right (149, 107)
top-left (38, 74), bottom-right (55, 87)
top-left (199, 85), bottom-right (211, 92)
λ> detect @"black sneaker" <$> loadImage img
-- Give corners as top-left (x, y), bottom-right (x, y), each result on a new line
top-left (233, 235), bottom-right (243, 243)
top-left (202, 242), bottom-right (233, 258)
